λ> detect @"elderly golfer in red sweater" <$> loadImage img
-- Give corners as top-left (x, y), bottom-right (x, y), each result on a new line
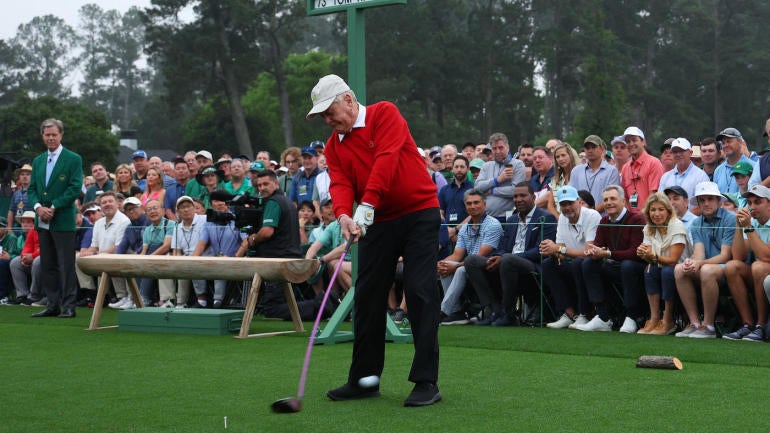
top-left (307, 74), bottom-right (442, 407)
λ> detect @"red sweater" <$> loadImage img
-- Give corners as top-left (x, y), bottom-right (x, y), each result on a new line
top-left (325, 101), bottom-right (438, 222)
top-left (593, 211), bottom-right (645, 262)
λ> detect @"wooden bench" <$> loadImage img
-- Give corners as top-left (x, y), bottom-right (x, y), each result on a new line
top-left (76, 255), bottom-right (318, 338)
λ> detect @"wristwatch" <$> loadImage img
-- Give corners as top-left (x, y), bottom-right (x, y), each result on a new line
top-left (744, 227), bottom-right (755, 234)
top-left (559, 246), bottom-right (567, 255)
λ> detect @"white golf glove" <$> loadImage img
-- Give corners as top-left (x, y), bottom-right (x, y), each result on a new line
top-left (352, 203), bottom-right (375, 237)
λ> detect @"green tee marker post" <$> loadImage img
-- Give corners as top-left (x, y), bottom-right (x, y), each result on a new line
top-left (308, 0), bottom-right (411, 344)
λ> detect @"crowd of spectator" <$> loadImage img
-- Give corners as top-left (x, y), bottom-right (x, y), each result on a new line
top-left (4, 117), bottom-right (770, 343)
top-left (2, 143), bottom-right (345, 323)
top-left (435, 119), bottom-right (770, 342)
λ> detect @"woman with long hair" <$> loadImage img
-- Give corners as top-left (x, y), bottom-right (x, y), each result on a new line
top-left (113, 163), bottom-right (141, 199)
top-left (140, 167), bottom-right (166, 208)
top-left (636, 192), bottom-right (691, 335)
top-left (537, 142), bottom-right (579, 217)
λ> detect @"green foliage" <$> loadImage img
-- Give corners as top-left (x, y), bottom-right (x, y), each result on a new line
top-left (0, 93), bottom-right (118, 168)
top-left (242, 51), bottom-right (346, 153)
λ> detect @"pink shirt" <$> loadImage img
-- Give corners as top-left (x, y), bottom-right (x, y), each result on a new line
top-left (620, 151), bottom-right (664, 211)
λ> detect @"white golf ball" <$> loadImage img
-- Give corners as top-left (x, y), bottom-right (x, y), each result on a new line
top-left (358, 375), bottom-right (380, 388)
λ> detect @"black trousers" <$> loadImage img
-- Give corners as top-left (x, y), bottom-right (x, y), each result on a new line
top-left (348, 207), bottom-right (440, 385)
top-left (37, 229), bottom-right (78, 311)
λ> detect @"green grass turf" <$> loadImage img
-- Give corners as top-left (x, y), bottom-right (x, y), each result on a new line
top-left (2, 306), bottom-right (768, 433)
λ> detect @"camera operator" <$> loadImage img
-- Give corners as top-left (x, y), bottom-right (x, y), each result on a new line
top-left (236, 170), bottom-right (306, 320)
top-left (236, 170), bottom-right (301, 259)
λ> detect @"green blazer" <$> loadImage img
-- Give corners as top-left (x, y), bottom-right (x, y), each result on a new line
top-left (28, 146), bottom-right (83, 232)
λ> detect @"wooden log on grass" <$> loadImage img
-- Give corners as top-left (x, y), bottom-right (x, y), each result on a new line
top-left (636, 355), bottom-right (683, 370)
top-left (77, 254), bottom-right (318, 283)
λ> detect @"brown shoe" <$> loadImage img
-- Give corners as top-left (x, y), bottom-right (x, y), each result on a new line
top-left (637, 319), bottom-right (659, 334)
top-left (650, 319), bottom-right (675, 335)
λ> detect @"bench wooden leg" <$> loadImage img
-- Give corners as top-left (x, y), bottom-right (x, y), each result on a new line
top-left (283, 281), bottom-right (304, 333)
top-left (88, 272), bottom-right (111, 331)
top-left (238, 273), bottom-right (263, 338)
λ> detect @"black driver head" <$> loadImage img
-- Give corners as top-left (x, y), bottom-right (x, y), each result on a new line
top-left (271, 397), bottom-right (302, 414)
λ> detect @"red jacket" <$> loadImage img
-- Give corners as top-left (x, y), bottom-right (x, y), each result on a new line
top-left (21, 229), bottom-right (41, 259)
top-left (325, 101), bottom-right (438, 222)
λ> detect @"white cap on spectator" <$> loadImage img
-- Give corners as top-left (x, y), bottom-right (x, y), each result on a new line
top-left (623, 126), bottom-right (645, 140)
top-left (196, 150), bottom-right (213, 161)
top-left (123, 197), bottom-right (142, 210)
top-left (21, 211), bottom-right (36, 220)
top-left (670, 137), bottom-right (691, 151)
top-left (176, 195), bottom-right (194, 208)
top-left (742, 184), bottom-right (770, 200)
top-left (691, 181), bottom-right (725, 205)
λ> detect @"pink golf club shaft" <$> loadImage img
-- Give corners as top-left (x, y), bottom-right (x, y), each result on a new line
top-left (296, 236), bottom-right (354, 400)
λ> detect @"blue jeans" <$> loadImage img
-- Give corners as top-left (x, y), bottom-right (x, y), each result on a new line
top-left (644, 265), bottom-right (677, 301)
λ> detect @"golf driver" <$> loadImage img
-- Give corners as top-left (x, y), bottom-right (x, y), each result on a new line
top-left (271, 236), bottom-right (355, 414)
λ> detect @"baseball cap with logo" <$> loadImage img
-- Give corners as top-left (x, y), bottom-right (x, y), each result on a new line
top-left (691, 181), bottom-right (725, 206)
top-left (249, 161), bottom-right (266, 172)
top-left (716, 127), bottom-right (743, 141)
top-left (670, 137), bottom-right (691, 151)
top-left (556, 185), bottom-right (580, 203)
top-left (731, 161), bottom-right (753, 176)
top-left (742, 184), bottom-right (770, 200)
top-left (623, 126), bottom-right (645, 140)
top-left (307, 74), bottom-right (352, 119)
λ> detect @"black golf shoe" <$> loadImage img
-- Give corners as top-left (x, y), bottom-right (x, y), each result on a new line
top-left (326, 382), bottom-right (380, 401)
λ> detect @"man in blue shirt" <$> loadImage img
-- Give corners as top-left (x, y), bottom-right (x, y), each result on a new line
top-left (712, 128), bottom-right (755, 193)
top-left (674, 181), bottom-right (736, 338)
top-left (438, 155), bottom-right (474, 239)
top-left (289, 145), bottom-right (322, 207)
top-left (569, 135), bottom-right (620, 215)
top-left (437, 189), bottom-right (502, 324)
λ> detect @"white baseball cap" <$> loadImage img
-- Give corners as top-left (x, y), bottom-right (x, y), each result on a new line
top-left (306, 74), bottom-right (351, 119)
top-left (691, 181), bottom-right (725, 206)
top-left (623, 126), bottom-right (645, 140)
top-left (670, 137), bottom-right (691, 151)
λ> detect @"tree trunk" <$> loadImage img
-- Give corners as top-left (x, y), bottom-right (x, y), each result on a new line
top-left (215, 11), bottom-right (252, 158)
top-left (269, 32), bottom-right (294, 149)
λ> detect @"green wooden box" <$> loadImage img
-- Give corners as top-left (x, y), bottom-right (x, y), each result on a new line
top-left (118, 307), bottom-right (244, 335)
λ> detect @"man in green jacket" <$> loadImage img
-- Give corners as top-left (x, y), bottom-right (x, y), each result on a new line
top-left (28, 118), bottom-right (83, 318)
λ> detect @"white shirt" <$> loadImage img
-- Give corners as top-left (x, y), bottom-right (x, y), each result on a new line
top-left (91, 211), bottom-right (131, 252)
top-left (171, 213), bottom-right (206, 255)
top-left (556, 207), bottom-right (601, 250)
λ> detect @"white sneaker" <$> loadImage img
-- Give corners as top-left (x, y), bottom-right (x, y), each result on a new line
top-left (619, 316), bottom-right (638, 333)
top-left (568, 314), bottom-right (588, 329)
top-left (547, 313), bottom-right (574, 329)
top-left (675, 323), bottom-right (698, 337)
top-left (108, 297), bottom-right (128, 309)
top-left (0, 296), bottom-right (9, 305)
top-left (174, 303), bottom-right (187, 309)
top-left (160, 299), bottom-right (175, 308)
top-left (119, 299), bottom-right (136, 310)
top-left (575, 315), bottom-right (612, 332)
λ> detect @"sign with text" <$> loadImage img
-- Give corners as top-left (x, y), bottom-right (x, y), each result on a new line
top-left (308, 0), bottom-right (406, 16)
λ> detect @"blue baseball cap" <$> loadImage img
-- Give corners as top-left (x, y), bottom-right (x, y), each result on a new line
top-left (132, 150), bottom-right (147, 159)
top-left (249, 161), bottom-right (266, 172)
top-left (556, 185), bottom-right (579, 203)
top-left (301, 146), bottom-right (318, 157)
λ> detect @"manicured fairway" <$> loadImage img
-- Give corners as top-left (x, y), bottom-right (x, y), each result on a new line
top-left (2, 307), bottom-right (767, 432)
